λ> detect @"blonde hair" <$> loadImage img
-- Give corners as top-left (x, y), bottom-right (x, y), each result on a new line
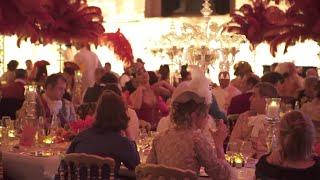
top-left (279, 111), bottom-right (315, 161)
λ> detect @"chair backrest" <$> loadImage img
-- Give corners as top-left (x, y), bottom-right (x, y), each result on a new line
top-left (0, 98), bottom-right (24, 119)
top-left (135, 164), bottom-right (197, 180)
top-left (0, 151), bottom-right (3, 180)
top-left (59, 153), bottom-right (115, 180)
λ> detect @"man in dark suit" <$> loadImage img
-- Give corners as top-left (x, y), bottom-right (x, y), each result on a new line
top-left (2, 69), bottom-right (27, 100)
top-left (227, 73), bottom-right (260, 115)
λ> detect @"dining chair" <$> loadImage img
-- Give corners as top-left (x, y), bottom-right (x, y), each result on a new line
top-left (135, 164), bottom-right (197, 180)
top-left (59, 153), bottom-right (115, 180)
top-left (0, 151), bottom-right (3, 180)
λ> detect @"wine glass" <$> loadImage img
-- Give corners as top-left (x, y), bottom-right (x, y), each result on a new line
top-left (226, 141), bottom-right (240, 163)
top-left (240, 141), bottom-right (254, 164)
top-left (2, 116), bottom-right (10, 127)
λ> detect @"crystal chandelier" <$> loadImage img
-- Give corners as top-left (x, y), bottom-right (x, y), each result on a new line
top-left (148, 0), bottom-right (221, 76)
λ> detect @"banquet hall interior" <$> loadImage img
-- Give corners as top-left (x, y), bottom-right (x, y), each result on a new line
top-left (0, 0), bottom-right (320, 179)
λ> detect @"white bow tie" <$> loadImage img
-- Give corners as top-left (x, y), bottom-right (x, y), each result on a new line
top-left (248, 114), bottom-right (266, 138)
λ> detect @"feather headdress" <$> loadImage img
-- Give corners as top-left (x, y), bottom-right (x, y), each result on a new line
top-left (172, 66), bottom-right (212, 105)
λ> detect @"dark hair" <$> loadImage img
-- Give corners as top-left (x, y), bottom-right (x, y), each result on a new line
top-left (45, 73), bottom-right (67, 89)
top-left (7, 60), bottom-right (19, 71)
top-left (148, 71), bottom-right (158, 85)
top-left (100, 72), bottom-right (118, 84)
top-left (261, 72), bottom-right (284, 85)
top-left (104, 84), bottom-right (122, 96)
top-left (124, 80), bottom-right (136, 94)
top-left (105, 62), bottom-right (111, 67)
top-left (246, 74), bottom-right (260, 87)
top-left (271, 63), bottom-right (279, 70)
top-left (25, 60), bottom-right (32, 64)
top-left (63, 67), bottom-right (75, 76)
top-left (234, 61), bottom-right (252, 77)
top-left (180, 65), bottom-right (190, 81)
top-left (159, 64), bottom-right (170, 80)
top-left (15, 69), bottom-right (26, 79)
top-left (255, 82), bottom-right (278, 98)
top-left (35, 66), bottom-right (48, 82)
top-left (93, 91), bottom-right (129, 132)
top-left (171, 98), bottom-right (208, 128)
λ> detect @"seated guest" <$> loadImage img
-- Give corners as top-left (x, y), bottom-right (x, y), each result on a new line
top-left (147, 69), bottom-right (232, 179)
top-left (17, 73), bottom-right (76, 126)
top-left (256, 111), bottom-right (320, 180)
top-left (67, 91), bottom-right (140, 176)
top-left (1, 69), bottom-right (27, 100)
top-left (1, 60), bottom-right (19, 85)
top-left (261, 72), bottom-right (284, 92)
top-left (275, 62), bottom-right (303, 98)
top-left (130, 62), bottom-right (168, 130)
top-left (230, 82), bottom-right (278, 158)
top-left (25, 59), bottom-right (33, 82)
top-left (212, 71), bottom-right (241, 113)
top-left (83, 71), bottom-right (117, 103)
top-left (103, 84), bottom-right (140, 141)
top-left (231, 61), bottom-right (253, 92)
top-left (301, 81), bottom-right (320, 120)
top-left (62, 67), bottom-right (76, 101)
top-left (301, 81), bottom-right (320, 141)
top-left (119, 66), bottom-right (131, 88)
top-left (297, 77), bottom-right (318, 108)
top-left (149, 70), bottom-right (175, 102)
top-left (306, 68), bottom-right (318, 78)
top-left (179, 64), bottom-right (191, 83)
top-left (227, 73), bottom-right (260, 115)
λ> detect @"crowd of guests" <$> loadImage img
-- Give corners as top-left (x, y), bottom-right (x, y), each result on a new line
top-left (1, 54), bottom-right (320, 179)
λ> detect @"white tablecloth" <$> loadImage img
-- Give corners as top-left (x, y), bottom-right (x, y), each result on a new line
top-left (3, 147), bottom-right (255, 180)
top-left (3, 151), bottom-right (61, 180)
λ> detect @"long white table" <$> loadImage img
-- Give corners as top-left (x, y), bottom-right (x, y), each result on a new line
top-left (3, 151), bottom-right (60, 180)
top-left (3, 150), bottom-right (255, 180)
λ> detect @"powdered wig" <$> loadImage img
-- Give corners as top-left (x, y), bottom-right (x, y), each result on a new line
top-left (279, 111), bottom-right (315, 161)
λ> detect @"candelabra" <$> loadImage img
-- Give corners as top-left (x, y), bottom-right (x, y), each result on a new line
top-left (265, 98), bottom-right (281, 152)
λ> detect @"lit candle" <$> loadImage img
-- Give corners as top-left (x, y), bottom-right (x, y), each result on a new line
top-left (266, 99), bottom-right (281, 119)
top-left (43, 137), bottom-right (54, 144)
top-left (234, 155), bottom-right (244, 168)
top-left (8, 130), bottom-right (15, 138)
top-left (0, 127), bottom-right (3, 138)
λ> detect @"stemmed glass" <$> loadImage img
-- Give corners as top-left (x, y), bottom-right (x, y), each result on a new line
top-left (226, 141), bottom-right (241, 164)
top-left (240, 141), bottom-right (254, 165)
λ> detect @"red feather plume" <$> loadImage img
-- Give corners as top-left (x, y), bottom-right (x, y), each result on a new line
top-left (100, 29), bottom-right (134, 66)
top-left (226, 0), bottom-right (320, 56)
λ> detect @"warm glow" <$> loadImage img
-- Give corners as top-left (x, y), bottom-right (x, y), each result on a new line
top-left (0, 0), bottom-right (319, 85)
top-left (43, 137), bottom-right (54, 144)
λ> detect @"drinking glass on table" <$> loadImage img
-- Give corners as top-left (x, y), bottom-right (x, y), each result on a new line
top-left (227, 141), bottom-right (240, 156)
top-left (240, 141), bottom-right (254, 163)
top-left (1, 116), bottom-right (10, 127)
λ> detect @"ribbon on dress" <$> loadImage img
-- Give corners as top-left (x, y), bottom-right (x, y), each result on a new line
top-left (247, 114), bottom-right (266, 138)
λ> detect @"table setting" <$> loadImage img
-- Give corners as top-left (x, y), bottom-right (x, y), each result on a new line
top-left (0, 112), bottom-right (256, 180)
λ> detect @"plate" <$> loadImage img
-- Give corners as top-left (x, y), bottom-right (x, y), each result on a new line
top-left (25, 151), bottom-right (55, 157)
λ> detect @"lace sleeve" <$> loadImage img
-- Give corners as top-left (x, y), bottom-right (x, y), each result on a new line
top-left (194, 132), bottom-right (233, 180)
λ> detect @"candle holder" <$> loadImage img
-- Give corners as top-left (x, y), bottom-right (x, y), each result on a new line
top-left (225, 153), bottom-right (244, 168)
top-left (265, 98), bottom-right (281, 153)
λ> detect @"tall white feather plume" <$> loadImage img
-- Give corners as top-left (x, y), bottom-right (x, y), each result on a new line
top-left (172, 65), bottom-right (212, 105)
